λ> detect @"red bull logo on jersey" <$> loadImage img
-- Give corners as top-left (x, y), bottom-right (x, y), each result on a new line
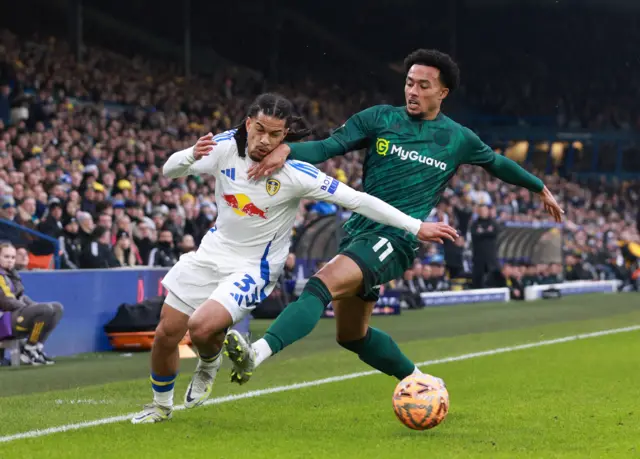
top-left (223, 194), bottom-right (268, 219)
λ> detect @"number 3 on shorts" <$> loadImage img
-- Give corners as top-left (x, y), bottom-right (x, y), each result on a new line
top-left (372, 237), bottom-right (394, 262)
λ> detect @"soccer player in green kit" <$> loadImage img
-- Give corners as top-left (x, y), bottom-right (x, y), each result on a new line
top-left (224, 49), bottom-right (564, 385)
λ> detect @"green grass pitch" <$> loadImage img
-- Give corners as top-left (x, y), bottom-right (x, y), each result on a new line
top-left (1, 293), bottom-right (639, 458)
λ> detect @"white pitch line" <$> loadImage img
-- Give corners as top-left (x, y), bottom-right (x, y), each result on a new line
top-left (1, 324), bottom-right (639, 444)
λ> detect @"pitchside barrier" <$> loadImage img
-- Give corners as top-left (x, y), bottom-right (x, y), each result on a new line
top-left (418, 280), bottom-right (620, 306)
top-left (420, 288), bottom-right (511, 306)
top-left (523, 280), bottom-right (620, 301)
top-left (14, 268), bottom-right (250, 357)
top-left (345, 279), bottom-right (621, 313)
top-left (10, 268), bottom-right (619, 358)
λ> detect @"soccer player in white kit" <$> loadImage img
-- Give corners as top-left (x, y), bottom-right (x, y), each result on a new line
top-left (131, 93), bottom-right (457, 424)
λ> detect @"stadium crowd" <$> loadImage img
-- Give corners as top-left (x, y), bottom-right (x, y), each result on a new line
top-left (0, 29), bottom-right (639, 300)
top-left (388, 167), bottom-right (640, 305)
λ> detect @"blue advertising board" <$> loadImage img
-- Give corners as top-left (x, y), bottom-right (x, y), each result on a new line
top-left (19, 268), bottom-right (250, 357)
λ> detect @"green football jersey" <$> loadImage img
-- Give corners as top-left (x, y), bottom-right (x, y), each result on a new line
top-left (288, 105), bottom-right (543, 247)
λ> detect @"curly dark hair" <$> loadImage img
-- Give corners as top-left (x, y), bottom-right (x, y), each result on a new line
top-left (234, 93), bottom-right (311, 157)
top-left (404, 49), bottom-right (460, 94)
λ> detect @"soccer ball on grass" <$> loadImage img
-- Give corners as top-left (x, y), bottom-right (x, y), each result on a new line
top-left (392, 373), bottom-right (449, 430)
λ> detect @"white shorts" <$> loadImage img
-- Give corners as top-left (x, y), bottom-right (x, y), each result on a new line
top-left (161, 251), bottom-right (278, 324)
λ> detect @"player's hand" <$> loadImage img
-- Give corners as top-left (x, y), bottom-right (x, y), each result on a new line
top-left (248, 144), bottom-right (290, 180)
top-left (539, 186), bottom-right (564, 223)
top-left (193, 133), bottom-right (217, 161)
top-left (417, 222), bottom-right (458, 244)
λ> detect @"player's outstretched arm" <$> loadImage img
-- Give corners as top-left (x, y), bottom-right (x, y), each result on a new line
top-left (296, 170), bottom-right (457, 243)
top-left (163, 133), bottom-right (217, 178)
top-left (248, 137), bottom-right (351, 180)
top-left (462, 128), bottom-right (564, 222)
top-left (334, 187), bottom-right (457, 243)
top-left (483, 155), bottom-right (564, 222)
top-left (248, 107), bottom-right (380, 180)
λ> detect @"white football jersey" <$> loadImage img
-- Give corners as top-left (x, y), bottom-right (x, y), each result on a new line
top-left (163, 129), bottom-right (421, 281)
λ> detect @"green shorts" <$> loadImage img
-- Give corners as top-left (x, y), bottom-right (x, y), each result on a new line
top-left (338, 231), bottom-right (416, 302)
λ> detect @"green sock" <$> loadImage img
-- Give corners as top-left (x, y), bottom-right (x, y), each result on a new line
top-left (339, 327), bottom-right (415, 380)
top-left (263, 277), bottom-right (332, 354)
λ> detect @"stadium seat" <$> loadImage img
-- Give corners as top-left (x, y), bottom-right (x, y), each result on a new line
top-left (27, 253), bottom-right (54, 270)
top-left (0, 313), bottom-right (20, 367)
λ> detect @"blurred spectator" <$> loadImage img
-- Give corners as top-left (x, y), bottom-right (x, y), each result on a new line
top-left (97, 213), bottom-right (113, 230)
top-left (0, 195), bottom-right (16, 222)
top-left (395, 268), bottom-right (422, 310)
top-left (177, 234), bottom-right (196, 257)
top-left (547, 263), bottom-right (564, 284)
top-left (37, 201), bottom-right (64, 240)
top-left (0, 195), bottom-right (27, 247)
top-left (15, 246), bottom-right (29, 271)
top-left (495, 263), bottom-right (524, 300)
top-left (0, 242), bottom-right (62, 365)
top-left (522, 263), bottom-right (539, 287)
top-left (564, 252), bottom-right (594, 281)
top-left (134, 220), bottom-right (155, 265)
top-left (470, 204), bottom-right (499, 288)
top-left (418, 264), bottom-right (433, 293)
top-left (59, 216), bottom-right (81, 269)
top-left (15, 197), bottom-right (38, 229)
top-left (428, 256), bottom-right (450, 292)
top-left (80, 226), bottom-right (120, 269)
top-left (76, 212), bottom-right (95, 250)
top-left (113, 230), bottom-right (137, 267)
top-left (147, 230), bottom-right (178, 267)
top-left (443, 235), bottom-right (466, 280)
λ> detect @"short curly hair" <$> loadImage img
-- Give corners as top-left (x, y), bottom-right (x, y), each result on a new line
top-left (404, 49), bottom-right (460, 94)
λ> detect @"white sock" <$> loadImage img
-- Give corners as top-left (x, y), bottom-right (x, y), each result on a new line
top-left (412, 366), bottom-right (423, 376)
top-left (252, 339), bottom-right (273, 367)
top-left (198, 350), bottom-right (222, 369)
top-left (198, 358), bottom-right (221, 370)
top-left (153, 388), bottom-right (174, 408)
top-left (151, 373), bottom-right (177, 408)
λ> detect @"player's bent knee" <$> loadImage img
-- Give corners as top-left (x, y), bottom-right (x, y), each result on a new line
top-left (154, 321), bottom-right (184, 349)
top-left (187, 315), bottom-right (217, 344)
top-left (187, 300), bottom-right (233, 341)
top-left (50, 302), bottom-right (64, 315)
top-left (315, 265), bottom-right (363, 299)
top-left (154, 308), bottom-right (189, 348)
top-left (40, 303), bottom-right (55, 318)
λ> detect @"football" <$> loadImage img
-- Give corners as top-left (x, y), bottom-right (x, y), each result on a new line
top-left (392, 373), bottom-right (449, 430)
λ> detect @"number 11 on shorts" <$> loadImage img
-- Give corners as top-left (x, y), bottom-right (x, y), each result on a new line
top-left (373, 237), bottom-right (394, 262)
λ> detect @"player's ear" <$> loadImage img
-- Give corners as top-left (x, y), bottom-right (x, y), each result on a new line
top-left (440, 87), bottom-right (450, 100)
top-left (245, 117), bottom-right (252, 132)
